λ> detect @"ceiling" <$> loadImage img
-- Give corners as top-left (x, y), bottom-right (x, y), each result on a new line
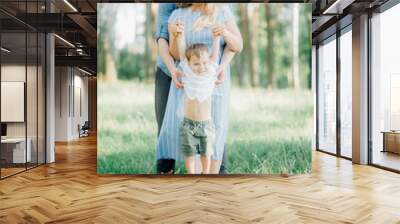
top-left (0, 0), bottom-right (395, 74)
top-left (0, 0), bottom-right (99, 74)
top-left (310, 0), bottom-right (391, 43)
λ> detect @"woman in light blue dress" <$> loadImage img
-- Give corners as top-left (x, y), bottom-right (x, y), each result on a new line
top-left (156, 3), bottom-right (242, 174)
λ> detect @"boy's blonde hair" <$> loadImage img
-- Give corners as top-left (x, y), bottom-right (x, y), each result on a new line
top-left (185, 44), bottom-right (208, 60)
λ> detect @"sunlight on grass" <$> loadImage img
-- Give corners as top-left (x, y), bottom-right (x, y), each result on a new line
top-left (97, 81), bottom-right (313, 174)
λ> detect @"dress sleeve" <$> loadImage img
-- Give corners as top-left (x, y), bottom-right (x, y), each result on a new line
top-left (217, 4), bottom-right (236, 24)
top-left (168, 9), bottom-right (180, 24)
top-left (154, 3), bottom-right (176, 42)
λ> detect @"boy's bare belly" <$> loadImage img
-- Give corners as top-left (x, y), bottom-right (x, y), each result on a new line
top-left (184, 97), bottom-right (212, 121)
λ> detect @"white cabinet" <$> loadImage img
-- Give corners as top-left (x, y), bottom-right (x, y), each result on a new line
top-left (1, 138), bottom-right (32, 163)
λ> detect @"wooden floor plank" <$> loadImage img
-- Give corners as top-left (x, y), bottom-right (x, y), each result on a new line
top-left (0, 135), bottom-right (399, 223)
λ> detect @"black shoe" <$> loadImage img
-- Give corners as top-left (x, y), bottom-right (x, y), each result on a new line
top-left (157, 159), bottom-right (175, 174)
top-left (219, 165), bottom-right (228, 175)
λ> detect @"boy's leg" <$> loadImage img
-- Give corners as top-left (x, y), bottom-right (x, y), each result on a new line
top-left (184, 156), bottom-right (196, 174)
top-left (154, 68), bottom-right (174, 174)
top-left (200, 155), bottom-right (210, 174)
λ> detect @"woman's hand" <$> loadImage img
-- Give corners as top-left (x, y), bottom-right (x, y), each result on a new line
top-left (171, 68), bottom-right (184, 88)
top-left (212, 23), bottom-right (227, 37)
top-left (170, 21), bottom-right (184, 37)
top-left (215, 66), bottom-right (225, 86)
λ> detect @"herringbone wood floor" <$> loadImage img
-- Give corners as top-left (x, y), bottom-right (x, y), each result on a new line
top-left (1, 135), bottom-right (400, 224)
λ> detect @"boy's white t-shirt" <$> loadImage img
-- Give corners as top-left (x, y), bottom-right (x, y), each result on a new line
top-left (179, 60), bottom-right (218, 102)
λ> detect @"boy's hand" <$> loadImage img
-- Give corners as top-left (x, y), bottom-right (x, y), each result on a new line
top-left (212, 34), bottom-right (221, 42)
top-left (171, 68), bottom-right (184, 88)
top-left (212, 23), bottom-right (227, 37)
top-left (171, 21), bottom-right (184, 37)
top-left (215, 66), bottom-right (225, 86)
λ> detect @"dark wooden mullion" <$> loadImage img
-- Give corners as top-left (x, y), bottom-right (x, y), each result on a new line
top-left (336, 23), bottom-right (341, 157)
top-left (367, 11), bottom-right (373, 165)
top-left (316, 45), bottom-right (319, 150)
top-left (0, 21), bottom-right (2, 179)
top-left (73, 68), bottom-right (75, 118)
top-left (44, 5), bottom-right (47, 164)
top-left (25, 0), bottom-right (28, 171)
top-left (36, 0), bottom-right (39, 168)
top-left (69, 69), bottom-right (71, 118)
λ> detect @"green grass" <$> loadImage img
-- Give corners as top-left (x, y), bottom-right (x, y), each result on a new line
top-left (97, 81), bottom-right (313, 174)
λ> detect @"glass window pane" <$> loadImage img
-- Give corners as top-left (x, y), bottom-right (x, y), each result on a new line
top-left (27, 31), bottom-right (38, 169)
top-left (0, 1), bottom-right (46, 179)
top-left (26, 0), bottom-right (39, 169)
top-left (1, 31), bottom-right (27, 177)
top-left (371, 3), bottom-right (400, 171)
top-left (340, 29), bottom-right (352, 158)
top-left (318, 37), bottom-right (337, 154)
top-left (38, 33), bottom-right (45, 165)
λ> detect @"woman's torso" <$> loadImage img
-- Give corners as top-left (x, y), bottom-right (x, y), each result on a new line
top-left (174, 7), bottom-right (226, 57)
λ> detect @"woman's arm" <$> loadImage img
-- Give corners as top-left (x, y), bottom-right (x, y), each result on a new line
top-left (158, 38), bottom-right (176, 73)
top-left (158, 38), bottom-right (184, 88)
top-left (212, 21), bottom-right (243, 53)
top-left (215, 47), bottom-right (235, 85)
top-left (224, 21), bottom-right (243, 53)
top-left (176, 33), bottom-right (187, 62)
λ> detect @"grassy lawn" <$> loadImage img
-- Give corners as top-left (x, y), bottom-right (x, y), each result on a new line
top-left (97, 81), bottom-right (313, 174)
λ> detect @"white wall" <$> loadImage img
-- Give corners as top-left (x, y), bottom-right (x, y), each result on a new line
top-left (1, 64), bottom-right (46, 164)
top-left (1, 65), bottom-right (39, 138)
top-left (55, 66), bottom-right (70, 141)
top-left (55, 67), bottom-right (89, 141)
top-left (1, 65), bottom-right (26, 131)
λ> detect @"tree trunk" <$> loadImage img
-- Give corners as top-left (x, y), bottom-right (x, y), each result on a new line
top-left (265, 5), bottom-right (275, 89)
top-left (236, 56), bottom-right (244, 86)
top-left (236, 5), bottom-right (245, 87)
top-left (148, 4), bottom-right (158, 82)
top-left (104, 41), bottom-right (117, 83)
top-left (292, 3), bottom-right (300, 89)
top-left (145, 3), bottom-right (152, 81)
top-left (251, 5), bottom-right (260, 87)
top-left (241, 4), bottom-right (256, 87)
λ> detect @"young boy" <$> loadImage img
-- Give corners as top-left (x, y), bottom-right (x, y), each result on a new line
top-left (175, 29), bottom-right (221, 174)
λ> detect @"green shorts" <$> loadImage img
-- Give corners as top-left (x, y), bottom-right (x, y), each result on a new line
top-left (179, 118), bottom-right (215, 157)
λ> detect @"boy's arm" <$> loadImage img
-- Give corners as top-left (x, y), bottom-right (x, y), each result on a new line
top-left (176, 33), bottom-right (187, 62)
top-left (168, 21), bottom-right (184, 60)
top-left (219, 46), bottom-right (235, 69)
top-left (210, 36), bottom-right (221, 63)
top-left (168, 31), bottom-right (179, 60)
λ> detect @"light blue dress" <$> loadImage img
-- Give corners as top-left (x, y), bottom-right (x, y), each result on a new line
top-left (156, 5), bottom-right (234, 162)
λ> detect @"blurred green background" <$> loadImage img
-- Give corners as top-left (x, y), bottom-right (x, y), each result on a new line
top-left (97, 3), bottom-right (313, 174)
